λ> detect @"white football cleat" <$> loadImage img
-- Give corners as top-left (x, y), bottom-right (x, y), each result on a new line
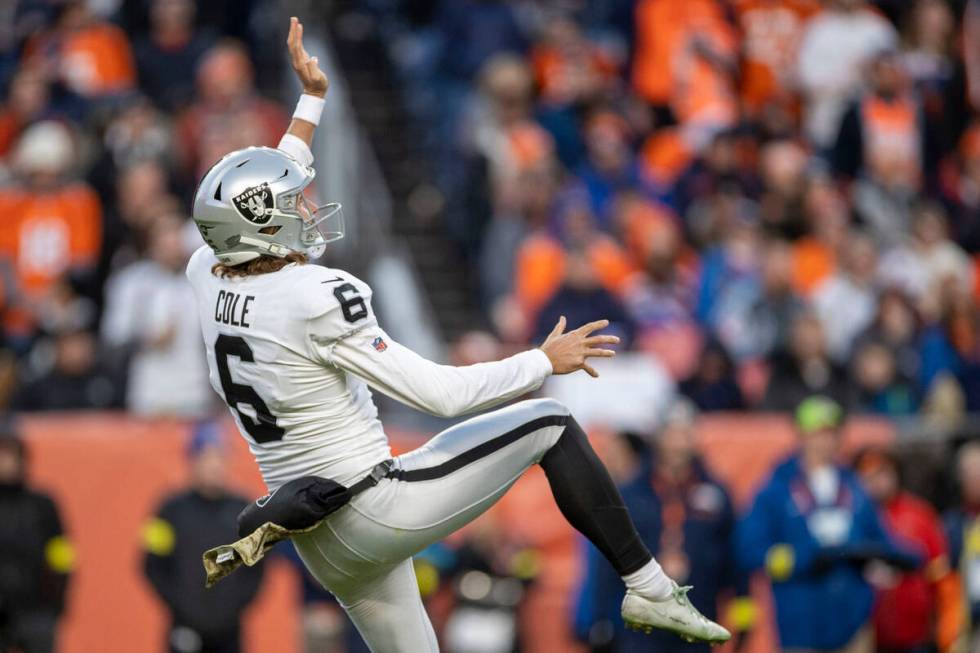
top-left (621, 583), bottom-right (732, 645)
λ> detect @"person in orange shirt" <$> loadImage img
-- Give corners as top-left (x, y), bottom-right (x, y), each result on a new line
top-left (530, 15), bottom-right (618, 108)
top-left (0, 121), bottom-right (102, 340)
top-left (513, 197), bottom-right (636, 321)
top-left (734, 0), bottom-right (821, 116)
top-left (25, 0), bottom-right (136, 99)
top-left (832, 49), bottom-right (925, 194)
top-left (632, 0), bottom-right (738, 147)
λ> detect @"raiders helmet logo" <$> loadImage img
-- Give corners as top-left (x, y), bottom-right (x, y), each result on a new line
top-left (232, 183), bottom-right (275, 224)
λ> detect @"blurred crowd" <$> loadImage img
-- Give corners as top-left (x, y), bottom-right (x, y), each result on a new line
top-left (573, 395), bottom-right (974, 653)
top-left (0, 0), bottom-right (288, 418)
top-left (368, 0), bottom-right (980, 422)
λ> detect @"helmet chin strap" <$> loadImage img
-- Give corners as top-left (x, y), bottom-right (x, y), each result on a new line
top-left (237, 235), bottom-right (293, 258)
top-left (237, 234), bottom-right (325, 260)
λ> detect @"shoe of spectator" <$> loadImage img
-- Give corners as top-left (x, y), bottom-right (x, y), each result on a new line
top-left (621, 582), bottom-right (731, 645)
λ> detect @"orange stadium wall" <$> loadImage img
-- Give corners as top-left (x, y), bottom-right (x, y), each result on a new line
top-left (19, 413), bottom-right (895, 653)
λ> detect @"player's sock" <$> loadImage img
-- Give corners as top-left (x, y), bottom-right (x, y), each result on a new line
top-left (539, 417), bottom-right (655, 579)
top-left (621, 557), bottom-right (673, 600)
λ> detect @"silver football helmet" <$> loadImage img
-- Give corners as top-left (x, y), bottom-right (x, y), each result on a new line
top-left (192, 146), bottom-right (344, 265)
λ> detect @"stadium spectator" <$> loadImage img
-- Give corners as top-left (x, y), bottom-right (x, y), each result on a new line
top-left (918, 289), bottom-right (980, 411)
top-left (763, 312), bottom-right (852, 410)
top-left (532, 248), bottom-right (635, 347)
top-left (835, 48), bottom-right (931, 245)
top-left (832, 48), bottom-right (925, 186)
top-left (0, 428), bottom-right (73, 653)
top-left (574, 402), bottom-right (751, 652)
top-left (101, 213), bottom-right (211, 418)
top-left (854, 288), bottom-right (922, 385)
top-left (901, 0), bottom-right (956, 132)
top-left (796, 0), bottom-right (898, 149)
top-left (737, 396), bottom-right (918, 653)
top-left (143, 423), bottom-right (264, 653)
top-left (175, 40), bottom-right (287, 180)
top-left (89, 95), bottom-right (175, 202)
top-left (674, 130), bottom-right (758, 226)
top-left (945, 441), bottom-right (980, 649)
top-left (622, 215), bottom-right (701, 371)
top-left (696, 217), bottom-right (762, 330)
top-left (631, 0), bottom-right (738, 150)
top-left (713, 237), bottom-right (805, 362)
top-left (456, 54), bottom-right (554, 254)
top-left (758, 139), bottom-right (811, 240)
top-left (531, 14), bottom-right (618, 111)
top-left (513, 195), bottom-right (634, 323)
top-left (733, 0), bottom-right (820, 118)
top-left (854, 446), bottom-right (966, 653)
top-left (134, 0), bottom-right (216, 111)
top-left (29, 0), bottom-right (136, 100)
top-left (878, 202), bottom-right (975, 310)
top-left (0, 120), bottom-right (101, 342)
top-left (13, 324), bottom-right (122, 412)
top-left (850, 338), bottom-right (918, 416)
top-left (812, 231), bottom-right (879, 363)
top-left (680, 340), bottom-right (746, 412)
top-left (575, 111), bottom-right (644, 226)
top-left (99, 159), bottom-right (173, 274)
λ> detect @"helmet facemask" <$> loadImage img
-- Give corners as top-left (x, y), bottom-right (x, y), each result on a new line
top-left (280, 192), bottom-right (345, 260)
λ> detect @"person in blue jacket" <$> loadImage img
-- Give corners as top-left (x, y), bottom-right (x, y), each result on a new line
top-left (574, 401), bottom-right (754, 652)
top-left (737, 396), bottom-right (920, 653)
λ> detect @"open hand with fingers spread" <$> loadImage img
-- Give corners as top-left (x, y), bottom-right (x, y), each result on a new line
top-left (287, 16), bottom-right (328, 97)
top-left (539, 316), bottom-right (619, 378)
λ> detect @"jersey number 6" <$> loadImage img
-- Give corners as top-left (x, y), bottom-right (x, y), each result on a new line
top-left (333, 283), bottom-right (368, 323)
top-left (215, 334), bottom-right (286, 443)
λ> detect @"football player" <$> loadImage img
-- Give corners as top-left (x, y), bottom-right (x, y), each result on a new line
top-left (186, 17), bottom-right (730, 652)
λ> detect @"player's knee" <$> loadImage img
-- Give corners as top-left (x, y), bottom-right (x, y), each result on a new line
top-left (515, 398), bottom-right (569, 457)
top-left (523, 397), bottom-right (570, 419)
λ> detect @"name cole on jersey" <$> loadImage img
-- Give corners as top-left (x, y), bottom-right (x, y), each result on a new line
top-left (215, 290), bottom-right (255, 328)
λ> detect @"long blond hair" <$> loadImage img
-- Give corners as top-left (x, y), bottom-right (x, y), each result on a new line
top-left (211, 251), bottom-right (308, 278)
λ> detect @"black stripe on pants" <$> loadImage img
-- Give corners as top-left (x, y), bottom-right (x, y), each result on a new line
top-left (387, 413), bottom-right (652, 577)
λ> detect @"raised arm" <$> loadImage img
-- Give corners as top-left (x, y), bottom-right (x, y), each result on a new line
top-left (278, 17), bottom-right (329, 164)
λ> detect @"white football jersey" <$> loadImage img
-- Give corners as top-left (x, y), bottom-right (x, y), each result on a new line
top-left (186, 246), bottom-right (552, 490)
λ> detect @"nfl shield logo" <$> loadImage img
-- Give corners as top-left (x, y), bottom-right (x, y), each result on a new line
top-left (372, 337), bottom-right (388, 352)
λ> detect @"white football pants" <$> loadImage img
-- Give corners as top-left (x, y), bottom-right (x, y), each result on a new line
top-left (292, 398), bottom-right (570, 653)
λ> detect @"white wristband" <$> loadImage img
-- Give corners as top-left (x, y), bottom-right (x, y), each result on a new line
top-left (293, 94), bottom-right (325, 126)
